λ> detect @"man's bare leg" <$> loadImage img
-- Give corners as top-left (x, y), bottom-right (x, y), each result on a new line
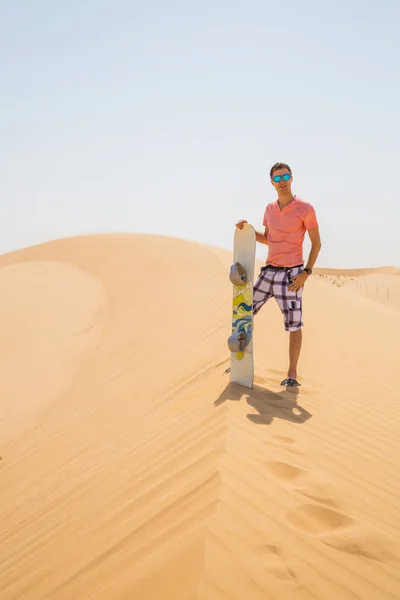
top-left (287, 329), bottom-right (302, 380)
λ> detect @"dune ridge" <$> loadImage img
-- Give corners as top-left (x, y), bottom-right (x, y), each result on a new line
top-left (314, 268), bottom-right (400, 313)
top-left (0, 233), bottom-right (400, 600)
top-left (314, 266), bottom-right (400, 277)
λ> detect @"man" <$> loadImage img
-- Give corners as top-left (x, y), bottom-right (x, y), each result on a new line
top-left (236, 162), bottom-right (321, 387)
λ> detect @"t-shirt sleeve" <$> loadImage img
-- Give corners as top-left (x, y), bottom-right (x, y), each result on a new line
top-left (303, 204), bottom-right (318, 230)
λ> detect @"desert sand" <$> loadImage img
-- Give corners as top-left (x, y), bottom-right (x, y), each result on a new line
top-left (0, 232), bottom-right (400, 600)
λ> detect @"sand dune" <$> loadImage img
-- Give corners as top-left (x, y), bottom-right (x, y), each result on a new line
top-left (314, 266), bottom-right (400, 277)
top-left (314, 267), bottom-right (400, 313)
top-left (0, 233), bottom-right (400, 600)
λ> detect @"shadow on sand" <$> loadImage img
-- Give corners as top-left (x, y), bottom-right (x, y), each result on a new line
top-left (214, 381), bottom-right (312, 426)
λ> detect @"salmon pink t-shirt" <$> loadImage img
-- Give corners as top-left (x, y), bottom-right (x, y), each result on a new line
top-left (263, 195), bottom-right (318, 267)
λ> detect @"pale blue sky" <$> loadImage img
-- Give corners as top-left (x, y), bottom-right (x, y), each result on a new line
top-left (1, 0), bottom-right (399, 268)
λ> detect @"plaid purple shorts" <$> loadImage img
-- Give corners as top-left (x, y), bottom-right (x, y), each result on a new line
top-left (253, 264), bottom-right (304, 332)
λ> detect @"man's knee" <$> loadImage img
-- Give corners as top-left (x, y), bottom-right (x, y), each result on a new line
top-left (287, 324), bottom-right (303, 333)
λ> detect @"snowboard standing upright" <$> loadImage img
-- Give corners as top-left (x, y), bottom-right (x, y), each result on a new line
top-left (228, 223), bottom-right (256, 388)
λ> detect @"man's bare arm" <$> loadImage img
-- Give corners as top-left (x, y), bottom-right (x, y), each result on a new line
top-left (305, 227), bottom-right (321, 270)
top-left (255, 226), bottom-right (269, 245)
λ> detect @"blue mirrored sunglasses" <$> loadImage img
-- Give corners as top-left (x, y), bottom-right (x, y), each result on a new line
top-left (272, 174), bottom-right (291, 182)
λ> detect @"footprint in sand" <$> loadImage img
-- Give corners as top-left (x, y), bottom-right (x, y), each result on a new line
top-left (271, 435), bottom-right (296, 445)
top-left (287, 504), bottom-right (400, 566)
top-left (265, 461), bottom-right (342, 508)
top-left (286, 503), bottom-right (354, 535)
top-left (265, 461), bottom-right (400, 566)
top-left (265, 461), bottom-right (306, 483)
top-left (323, 527), bottom-right (400, 566)
top-left (265, 435), bottom-right (302, 455)
top-left (260, 544), bottom-right (297, 582)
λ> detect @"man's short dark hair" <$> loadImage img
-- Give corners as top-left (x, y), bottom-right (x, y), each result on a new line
top-left (270, 162), bottom-right (292, 179)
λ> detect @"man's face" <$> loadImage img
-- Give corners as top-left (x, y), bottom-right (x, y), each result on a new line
top-left (271, 168), bottom-right (292, 194)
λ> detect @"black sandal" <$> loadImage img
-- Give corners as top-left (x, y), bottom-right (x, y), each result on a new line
top-left (281, 378), bottom-right (301, 387)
